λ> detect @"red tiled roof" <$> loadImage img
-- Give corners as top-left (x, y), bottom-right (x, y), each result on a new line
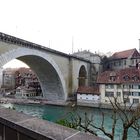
top-left (111, 48), bottom-right (140, 59)
top-left (97, 67), bottom-right (140, 84)
top-left (77, 86), bottom-right (100, 95)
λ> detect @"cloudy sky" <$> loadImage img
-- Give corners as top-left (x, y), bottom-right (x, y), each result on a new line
top-left (1, 0), bottom-right (140, 68)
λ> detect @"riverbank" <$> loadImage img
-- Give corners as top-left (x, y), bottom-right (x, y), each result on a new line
top-left (0, 97), bottom-right (138, 110)
top-left (77, 100), bottom-right (139, 110)
top-left (0, 97), bottom-right (70, 106)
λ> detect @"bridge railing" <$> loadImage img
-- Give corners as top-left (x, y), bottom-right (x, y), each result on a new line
top-left (0, 32), bottom-right (91, 63)
top-left (0, 107), bottom-right (103, 140)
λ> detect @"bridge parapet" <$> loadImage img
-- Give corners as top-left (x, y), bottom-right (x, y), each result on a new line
top-left (0, 108), bottom-right (103, 140)
top-left (0, 32), bottom-right (90, 63)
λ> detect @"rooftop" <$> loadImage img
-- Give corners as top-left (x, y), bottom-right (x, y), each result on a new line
top-left (77, 86), bottom-right (100, 95)
top-left (110, 48), bottom-right (140, 60)
top-left (97, 67), bottom-right (140, 84)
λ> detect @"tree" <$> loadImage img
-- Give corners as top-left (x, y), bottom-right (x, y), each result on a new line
top-left (101, 55), bottom-right (110, 71)
top-left (110, 97), bottom-right (140, 140)
top-left (56, 97), bottom-right (140, 140)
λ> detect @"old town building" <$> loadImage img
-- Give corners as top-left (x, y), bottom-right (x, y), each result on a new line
top-left (77, 86), bottom-right (100, 103)
top-left (1, 67), bottom-right (42, 96)
top-left (97, 67), bottom-right (140, 104)
top-left (104, 48), bottom-right (140, 71)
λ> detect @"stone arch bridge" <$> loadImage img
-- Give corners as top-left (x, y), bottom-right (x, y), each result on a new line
top-left (0, 33), bottom-right (96, 101)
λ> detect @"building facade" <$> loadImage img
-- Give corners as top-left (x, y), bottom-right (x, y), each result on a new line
top-left (77, 86), bottom-right (100, 103)
top-left (15, 86), bottom-right (37, 99)
top-left (1, 67), bottom-right (42, 96)
top-left (1, 68), bottom-right (17, 90)
top-left (105, 48), bottom-right (140, 71)
top-left (97, 68), bottom-right (140, 104)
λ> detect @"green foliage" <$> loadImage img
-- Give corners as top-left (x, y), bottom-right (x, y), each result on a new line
top-left (56, 112), bottom-right (97, 136)
top-left (56, 119), bottom-right (77, 129)
top-left (56, 112), bottom-right (79, 129)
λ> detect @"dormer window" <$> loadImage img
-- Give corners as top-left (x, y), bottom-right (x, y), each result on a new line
top-left (123, 75), bottom-right (130, 81)
top-left (109, 72), bottom-right (116, 81)
top-left (110, 76), bottom-right (116, 81)
top-left (132, 76), bottom-right (139, 81)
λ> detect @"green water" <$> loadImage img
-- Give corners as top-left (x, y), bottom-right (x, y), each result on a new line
top-left (1, 103), bottom-right (140, 140)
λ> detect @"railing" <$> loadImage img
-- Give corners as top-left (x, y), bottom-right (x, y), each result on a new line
top-left (0, 32), bottom-right (91, 63)
top-left (0, 108), bottom-right (104, 140)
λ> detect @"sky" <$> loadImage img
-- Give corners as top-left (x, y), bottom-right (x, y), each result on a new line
top-left (1, 0), bottom-right (140, 67)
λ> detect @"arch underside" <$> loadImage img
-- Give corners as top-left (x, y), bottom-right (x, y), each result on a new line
top-left (78, 65), bottom-right (87, 87)
top-left (17, 55), bottom-right (64, 101)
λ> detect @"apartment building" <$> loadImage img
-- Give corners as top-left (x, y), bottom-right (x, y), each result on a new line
top-left (2, 67), bottom-right (42, 96)
top-left (97, 68), bottom-right (140, 104)
top-left (104, 48), bottom-right (140, 71)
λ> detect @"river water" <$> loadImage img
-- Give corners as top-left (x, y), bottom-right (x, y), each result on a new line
top-left (1, 103), bottom-right (140, 140)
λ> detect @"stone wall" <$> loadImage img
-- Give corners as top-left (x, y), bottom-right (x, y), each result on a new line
top-left (0, 108), bottom-right (104, 140)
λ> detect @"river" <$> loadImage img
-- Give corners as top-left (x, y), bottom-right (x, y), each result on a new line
top-left (1, 103), bottom-right (140, 140)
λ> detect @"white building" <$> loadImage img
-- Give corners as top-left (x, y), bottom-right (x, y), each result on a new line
top-left (97, 68), bottom-right (140, 104)
top-left (15, 86), bottom-right (37, 99)
top-left (77, 86), bottom-right (100, 103)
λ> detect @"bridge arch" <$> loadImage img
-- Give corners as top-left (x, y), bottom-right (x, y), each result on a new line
top-left (0, 47), bottom-right (67, 101)
top-left (78, 65), bottom-right (87, 87)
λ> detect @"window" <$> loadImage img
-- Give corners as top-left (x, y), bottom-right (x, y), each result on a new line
top-left (117, 92), bottom-right (121, 96)
top-left (105, 92), bottom-right (114, 97)
top-left (132, 76), bottom-right (139, 81)
top-left (106, 84), bottom-right (114, 89)
top-left (123, 91), bottom-right (131, 96)
top-left (124, 98), bottom-right (130, 103)
top-left (132, 60), bottom-right (134, 65)
top-left (132, 92), bottom-right (139, 96)
top-left (133, 84), bottom-right (138, 89)
top-left (123, 75), bottom-right (130, 81)
top-left (110, 76), bottom-right (116, 81)
top-left (119, 61), bottom-right (121, 66)
top-left (115, 61), bottom-right (119, 66)
top-left (124, 60), bottom-right (126, 65)
top-left (117, 84), bottom-right (121, 89)
top-left (133, 99), bottom-right (139, 104)
top-left (123, 85), bottom-right (129, 89)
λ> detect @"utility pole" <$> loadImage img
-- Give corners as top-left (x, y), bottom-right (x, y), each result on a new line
top-left (139, 39), bottom-right (140, 53)
top-left (49, 40), bottom-right (51, 48)
top-left (72, 36), bottom-right (74, 54)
